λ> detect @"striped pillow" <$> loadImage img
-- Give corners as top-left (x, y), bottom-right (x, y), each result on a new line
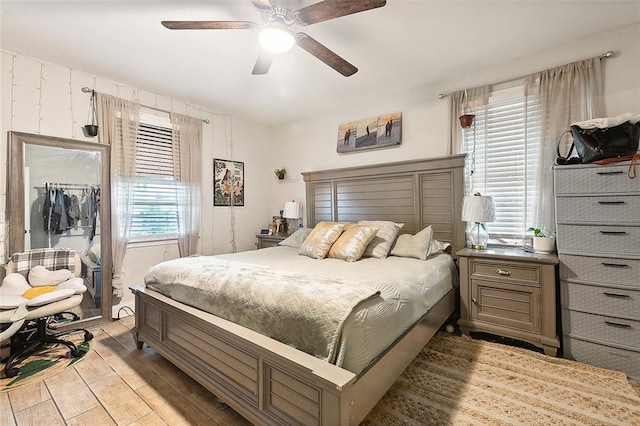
top-left (358, 220), bottom-right (404, 259)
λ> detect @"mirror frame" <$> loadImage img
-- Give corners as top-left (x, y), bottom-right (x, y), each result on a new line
top-left (7, 131), bottom-right (113, 324)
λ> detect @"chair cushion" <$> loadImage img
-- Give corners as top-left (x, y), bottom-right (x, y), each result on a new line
top-left (28, 265), bottom-right (73, 287)
top-left (26, 288), bottom-right (76, 307)
top-left (0, 273), bottom-right (31, 296)
top-left (22, 285), bottom-right (56, 300)
top-left (57, 278), bottom-right (87, 294)
top-left (0, 295), bottom-right (28, 310)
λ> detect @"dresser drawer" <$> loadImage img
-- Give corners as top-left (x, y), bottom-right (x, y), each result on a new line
top-left (563, 336), bottom-right (640, 380)
top-left (562, 308), bottom-right (640, 349)
top-left (556, 195), bottom-right (640, 224)
top-left (560, 281), bottom-right (640, 320)
top-left (556, 224), bottom-right (640, 255)
top-left (471, 279), bottom-right (541, 332)
top-left (471, 261), bottom-right (540, 285)
top-left (559, 254), bottom-right (639, 288)
top-left (555, 162), bottom-right (638, 195)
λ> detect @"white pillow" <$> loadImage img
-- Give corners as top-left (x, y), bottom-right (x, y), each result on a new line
top-left (279, 228), bottom-right (313, 248)
top-left (390, 226), bottom-right (433, 260)
top-left (428, 239), bottom-right (451, 256)
top-left (28, 265), bottom-right (73, 287)
top-left (358, 220), bottom-right (404, 259)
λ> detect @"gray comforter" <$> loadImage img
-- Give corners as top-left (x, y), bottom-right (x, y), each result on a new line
top-left (144, 256), bottom-right (380, 364)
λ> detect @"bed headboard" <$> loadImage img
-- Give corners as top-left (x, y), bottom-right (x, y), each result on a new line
top-left (302, 154), bottom-right (466, 256)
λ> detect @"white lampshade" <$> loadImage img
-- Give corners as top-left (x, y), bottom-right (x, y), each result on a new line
top-left (461, 195), bottom-right (496, 223)
top-left (282, 201), bottom-right (302, 219)
top-left (461, 194), bottom-right (495, 250)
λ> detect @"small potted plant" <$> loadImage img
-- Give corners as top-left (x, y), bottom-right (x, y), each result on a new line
top-left (527, 226), bottom-right (555, 253)
top-left (274, 168), bottom-right (286, 180)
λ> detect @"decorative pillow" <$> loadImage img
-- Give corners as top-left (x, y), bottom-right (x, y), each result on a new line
top-left (328, 225), bottom-right (379, 262)
top-left (278, 228), bottom-right (313, 248)
top-left (358, 220), bottom-right (404, 259)
top-left (390, 226), bottom-right (433, 260)
top-left (28, 265), bottom-right (73, 287)
top-left (427, 239), bottom-right (451, 257)
top-left (299, 222), bottom-right (346, 259)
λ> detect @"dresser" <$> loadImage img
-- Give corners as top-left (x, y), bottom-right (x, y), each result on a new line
top-left (554, 161), bottom-right (639, 379)
top-left (457, 247), bottom-right (560, 356)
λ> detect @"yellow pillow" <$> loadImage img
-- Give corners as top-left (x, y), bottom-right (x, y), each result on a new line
top-left (22, 285), bottom-right (56, 299)
top-left (328, 225), bottom-right (379, 262)
top-left (299, 222), bottom-right (346, 259)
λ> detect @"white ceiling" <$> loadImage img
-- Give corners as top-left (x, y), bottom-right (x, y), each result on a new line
top-left (2, 1), bottom-right (639, 126)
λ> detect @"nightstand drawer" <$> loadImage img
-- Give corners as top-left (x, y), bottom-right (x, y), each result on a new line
top-left (471, 261), bottom-right (540, 284)
top-left (471, 279), bottom-right (541, 332)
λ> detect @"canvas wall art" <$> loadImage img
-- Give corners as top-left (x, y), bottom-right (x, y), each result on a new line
top-left (214, 158), bottom-right (244, 206)
top-left (337, 112), bottom-right (402, 153)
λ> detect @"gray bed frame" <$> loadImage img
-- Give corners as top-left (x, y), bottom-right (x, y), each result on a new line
top-left (132, 154), bottom-right (466, 425)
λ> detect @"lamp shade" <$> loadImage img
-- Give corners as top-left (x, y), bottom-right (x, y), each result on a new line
top-left (282, 201), bottom-right (302, 219)
top-left (461, 195), bottom-right (495, 223)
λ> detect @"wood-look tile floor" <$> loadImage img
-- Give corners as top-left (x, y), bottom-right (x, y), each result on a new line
top-left (1, 316), bottom-right (252, 426)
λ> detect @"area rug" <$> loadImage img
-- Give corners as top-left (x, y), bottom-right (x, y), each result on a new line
top-left (363, 333), bottom-right (640, 425)
top-left (0, 333), bottom-right (90, 392)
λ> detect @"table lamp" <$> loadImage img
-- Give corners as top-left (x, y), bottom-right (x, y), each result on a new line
top-left (461, 193), bottom-right (495, 249)
top-left (282, 200), bottom-right (302, 235)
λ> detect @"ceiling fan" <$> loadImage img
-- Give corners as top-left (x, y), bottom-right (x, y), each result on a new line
top-left (161, 0), bottom-right (387, 76)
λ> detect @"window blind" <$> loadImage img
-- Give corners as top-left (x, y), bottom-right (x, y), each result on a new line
top-left (130, 121), bottom-right (180, 237)
top-left (462, 87), bottom-right (541, 239)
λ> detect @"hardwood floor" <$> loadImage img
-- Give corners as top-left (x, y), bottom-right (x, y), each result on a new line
top-left (1, 315), bottom-right (251, 426)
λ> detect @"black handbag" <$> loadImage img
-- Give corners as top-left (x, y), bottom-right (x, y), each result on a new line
top-left (569, 121), bottom-right (639, 164)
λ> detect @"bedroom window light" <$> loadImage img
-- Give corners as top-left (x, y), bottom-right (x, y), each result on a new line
top-left (460, 83), bottom-right (541, 244)
top-left (129, 112), bottom-right (180, 240)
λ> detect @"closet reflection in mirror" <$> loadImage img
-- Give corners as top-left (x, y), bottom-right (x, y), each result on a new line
top-left (8, 132), bottom-right (112, 323)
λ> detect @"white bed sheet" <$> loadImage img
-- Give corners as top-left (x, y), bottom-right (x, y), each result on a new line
top-left (213, 247), bottom-right (457, 374)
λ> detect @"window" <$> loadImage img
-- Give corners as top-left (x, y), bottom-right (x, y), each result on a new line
top-left (130, 112), bottom-right (180, 239)
top-left (460, 83), bottom-right (541, 242)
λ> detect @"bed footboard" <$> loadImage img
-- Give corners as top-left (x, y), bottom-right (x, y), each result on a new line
top-left (132, 286), bottom-right (456, 425)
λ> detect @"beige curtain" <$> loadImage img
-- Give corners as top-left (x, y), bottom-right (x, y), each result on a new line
top-left (170, 112), bottom-right (202, 257)
top-left (449, 85), bottom-right (490, 155)
top-left (524, 57), bottom-right (605, 230)
top-left (96, 93), bottom-right (140, 297)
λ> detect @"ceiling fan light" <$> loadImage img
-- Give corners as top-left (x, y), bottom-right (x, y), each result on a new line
top-left (259, 27), bottom-right (295, 53)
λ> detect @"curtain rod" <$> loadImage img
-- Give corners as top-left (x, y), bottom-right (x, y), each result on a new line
top-left (437, 50), bottom-right (615, 99)
top-left (81, 87), bottom-right (210, 124)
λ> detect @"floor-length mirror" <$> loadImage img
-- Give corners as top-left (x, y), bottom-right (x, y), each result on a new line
top-left (8, 132), bottom-right (112, 323)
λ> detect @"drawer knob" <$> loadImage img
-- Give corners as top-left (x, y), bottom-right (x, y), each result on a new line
top-left (471, 297), bottom-right (478, 304)
top-left (604, 320), bottom-right (631, 328)
top-left (603, 292), bottom-right (631, 298)
top-left (496, 269), bottom-right (511, 276)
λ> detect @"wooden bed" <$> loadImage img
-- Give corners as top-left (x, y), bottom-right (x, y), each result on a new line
top-left (132, 154), bottom-right (466, 425)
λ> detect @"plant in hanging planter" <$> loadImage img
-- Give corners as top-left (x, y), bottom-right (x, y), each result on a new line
top-left (274, 168), bottom-right (286, 180)
top-left (459, 113), bottom-right (475, 129)
top-left (527, 226), bottom-right (556, 253)
top-left (82, 89), bottom-right (98, 137)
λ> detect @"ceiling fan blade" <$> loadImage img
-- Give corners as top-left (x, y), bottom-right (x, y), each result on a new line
top-left (161, 21), bottom-right (257, 30)
top-left (252, 52), bottom-right (274, 75)
top-left (295, 0), bottom-right (386, 25)
top-left (296, 32), bottom-right (357, 77)
top-left (250, 0), bottom-right (274, 13)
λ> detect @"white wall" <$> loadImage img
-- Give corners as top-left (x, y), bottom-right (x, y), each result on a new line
top-left (0, 51), bottom-right (275, 308)
top-left (269, 23), bottom-right (640, 219)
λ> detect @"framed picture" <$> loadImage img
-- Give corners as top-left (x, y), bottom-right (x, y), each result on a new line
top-left (337, 112), bottom-right (402, 153)
top-left (213, 158), bottom-right (244, 206)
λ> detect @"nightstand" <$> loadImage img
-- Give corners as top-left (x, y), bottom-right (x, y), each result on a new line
top-left (255, 233), bottom-right (287, 249)
top-left (457, 247), bottom-right (560, 356)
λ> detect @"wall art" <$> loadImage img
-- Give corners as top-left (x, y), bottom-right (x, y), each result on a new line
top-left (337, 112), bottom-right (402, 153)
top-left (213, 158), bottom-right (244, 206)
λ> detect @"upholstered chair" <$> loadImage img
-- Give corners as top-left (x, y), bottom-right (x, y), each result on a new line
top-left (0, 248), bottom-right (93, 378)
